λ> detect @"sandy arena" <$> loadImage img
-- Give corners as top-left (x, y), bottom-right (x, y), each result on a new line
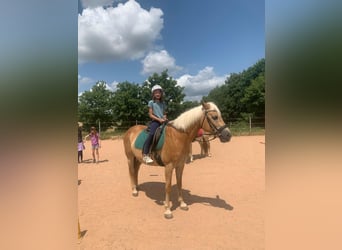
top-left (78, 135), bottom-right (265, 249)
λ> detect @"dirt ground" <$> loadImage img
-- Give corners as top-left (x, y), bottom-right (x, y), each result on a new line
top-left (78, 135), bottom-right (265, 249)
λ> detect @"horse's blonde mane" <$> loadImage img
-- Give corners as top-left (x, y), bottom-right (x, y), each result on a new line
top-left (170, 102), bottom-right (220, 131)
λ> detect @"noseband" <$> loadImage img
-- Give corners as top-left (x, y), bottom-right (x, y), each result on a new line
top-left (201, 110), bottom-right (228, 138)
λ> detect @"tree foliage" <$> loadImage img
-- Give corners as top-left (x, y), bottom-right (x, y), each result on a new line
top-left (241, 74), bottom-right (265, 117)
top-left (78, 60), bottom-right (265, 130)
top-left (78, 81), bottom-right (114, 131)
top-left (78, 70), bottom-right (187, 128)
top-left (111, 81), bottom-right (146, 125)
top-left (205, 58), bottom-right (265, 121)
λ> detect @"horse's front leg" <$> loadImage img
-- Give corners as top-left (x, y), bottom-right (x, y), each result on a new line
top-left (128, 157), bottom-right (141, 196)
top-left (164, 165), bottom-right (173, 219)
top-left (175, 164), bottom-right (189, 211)
top-left (207, 141), bottom-right (212, 157)
top-left (189, 143), bottom-right (193, 162)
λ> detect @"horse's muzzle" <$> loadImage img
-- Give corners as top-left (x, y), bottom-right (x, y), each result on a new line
top-left (218, 128), bottom-right (231, 142)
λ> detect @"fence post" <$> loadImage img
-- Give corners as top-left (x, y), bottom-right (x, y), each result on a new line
top-left (249, 115), bottom-right (252, 135)
top-left (98, 120), bottom-right (101, 135)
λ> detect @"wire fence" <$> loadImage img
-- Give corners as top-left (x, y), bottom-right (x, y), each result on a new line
top-left (80, 116), bottom-right (265, 139)
top-left (226, 117), bottom-right (265, 136)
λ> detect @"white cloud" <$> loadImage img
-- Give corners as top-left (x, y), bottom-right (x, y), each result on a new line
top-left (106, 81), bottom-right (119, 92)
top-left (78, 74), bottom-right (94, 85)
top-left (80, 0), bottom-right (115, 9)
top-left (141, 50), bottom-right (182, 75)
top-left (78, 0), bottom-right (163, 63)
top-left (176, 67), bottom-right (228, 101)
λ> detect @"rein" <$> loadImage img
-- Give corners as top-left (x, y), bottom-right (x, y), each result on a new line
top-left (193, 134), bottom-right (217, 142)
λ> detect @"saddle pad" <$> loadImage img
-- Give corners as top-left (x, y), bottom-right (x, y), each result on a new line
top-left (134, 127), bottom-right (166, 150)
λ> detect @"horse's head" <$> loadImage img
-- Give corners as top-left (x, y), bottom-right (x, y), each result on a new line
top-left (201, 101), bottom-right (232, 142)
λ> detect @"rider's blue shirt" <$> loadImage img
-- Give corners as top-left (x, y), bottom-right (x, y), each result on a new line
top-left (148, 100), bottom-right (166, 118)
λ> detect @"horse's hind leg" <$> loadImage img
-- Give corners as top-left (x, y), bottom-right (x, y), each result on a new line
top-left (164, 165), bottom-right (174, 219)
top-left (199, 139), bottom-right (205, 157)
top-left (128, 157), bottom-right (141, 196)
top-left (175, 164), bottom-right (189, 211)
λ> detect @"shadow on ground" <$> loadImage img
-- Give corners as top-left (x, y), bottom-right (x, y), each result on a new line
top-left (138, 182), bottom-right (234, 211)
top-left (80, 159), bottom-right (109, 164)
top-left (186, 154), bottom-right (208, 164)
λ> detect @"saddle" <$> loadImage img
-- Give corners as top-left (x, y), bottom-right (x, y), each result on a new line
top-left (134, 123), bottom-right (167, 166)
top-left (135, 121), bottom-right (166, 146)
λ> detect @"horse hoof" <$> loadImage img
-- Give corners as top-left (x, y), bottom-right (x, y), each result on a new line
top-left (164, 213), bottom-right (173, 219)
top-left (180, 206), bottom-right (189, 211)
top-left (132, 191), bottom-right (138, 197)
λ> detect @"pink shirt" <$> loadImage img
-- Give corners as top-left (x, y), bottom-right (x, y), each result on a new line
top-left (90, 133), bottom-right (99, 145)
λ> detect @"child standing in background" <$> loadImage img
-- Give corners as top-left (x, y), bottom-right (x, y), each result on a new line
top-left (84, 126), bottom-right (101, 163)
top-left (78, 140), bottom-right (85, 163)
top-left (78, 124), bottom-right (85, 163)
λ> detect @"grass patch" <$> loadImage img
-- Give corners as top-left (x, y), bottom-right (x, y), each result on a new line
top-left (230, 127), bottom-right (265, 136)
top-left (99, 128), bottom-right (127, 140)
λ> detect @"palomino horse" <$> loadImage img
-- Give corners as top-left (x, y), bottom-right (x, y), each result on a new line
top-left (123, 102), bottom-right (231, 219)
top-left (189, 131), bottom-right (212, 162)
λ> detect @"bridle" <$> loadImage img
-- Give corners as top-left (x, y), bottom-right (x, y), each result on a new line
top-left (199, 109), bottom-right (228, 140)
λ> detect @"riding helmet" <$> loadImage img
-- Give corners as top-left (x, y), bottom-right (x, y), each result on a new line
top-left (151, 85), bottom-right (163, 93)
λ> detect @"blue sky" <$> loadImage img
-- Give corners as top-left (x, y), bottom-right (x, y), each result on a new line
top-left (78, 0), bottom-right (264, 101)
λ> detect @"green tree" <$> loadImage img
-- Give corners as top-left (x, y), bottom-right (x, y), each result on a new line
top-left (78, 81), bottom-right (114, 131)
top-left (206, 58), bottom-right (265, 120)
top-left (241, 74), bottom-right (265, 117)
top-left (108, 71), bottom-right (187, 128)
top-left (203, 84), bottom-right (230, 121)
top-left (181, 100), bottom-right (200, 111)
top-left (111, 82), bottom-right (147, 126)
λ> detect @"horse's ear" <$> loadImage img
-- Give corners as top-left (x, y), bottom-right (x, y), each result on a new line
top-left (201, 101), bottom-right (210, 110)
